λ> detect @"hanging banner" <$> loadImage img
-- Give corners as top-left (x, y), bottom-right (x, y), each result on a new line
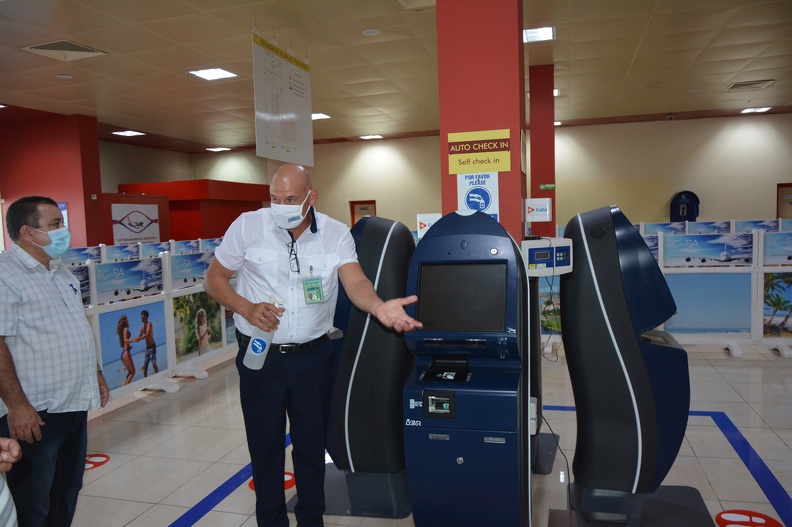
top-left (448, 129), bottom-right (511, 175)
top-left (252, 32), bottom-right (313, 166)
top-left (111, 204), bottom-right (160, 245)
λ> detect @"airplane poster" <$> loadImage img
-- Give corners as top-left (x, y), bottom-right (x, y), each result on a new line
top-left (104, 243), bottom-right (140, 262)
top-left (764, 232), bottom-right (792, 266)
top-left (141, 242), bottom-right (171, 259)
top-left (645, 222), bottom-right (685, 235)
top-left (171, 251), bottom-right (213, 290)
top-left (664, 233), bottom-right (754, 268)
top-left (61, 246), bottom-right (101, 267)
top-left (173, 240), bottom-right (200, 255)
top-left (95, 257), bottom-right (163, 304)
top-left (735, 219), bottom-right (778, 233)
top-left (687, 221), bottom-right (731, 234)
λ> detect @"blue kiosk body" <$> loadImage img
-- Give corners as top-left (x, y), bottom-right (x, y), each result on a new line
top-left (403, 211), bottom-right (531, 527)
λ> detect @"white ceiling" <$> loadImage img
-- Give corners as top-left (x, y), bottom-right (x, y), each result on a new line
top-left (0, 0), bottom-right (790, 153)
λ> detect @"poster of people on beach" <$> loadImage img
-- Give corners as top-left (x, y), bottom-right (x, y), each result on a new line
top-left (97, 301), bottom-right (169, 391)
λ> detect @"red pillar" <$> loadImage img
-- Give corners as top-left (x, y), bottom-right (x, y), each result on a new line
top-left (0, 114), bottom-right (102, 248)
top-left (437, 0), bottom-right (526, 241)
top-left (528, 64), bottom-right (556, 237)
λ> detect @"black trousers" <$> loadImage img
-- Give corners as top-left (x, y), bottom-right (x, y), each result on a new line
top-left (236, 332), bottom-right (335, 527)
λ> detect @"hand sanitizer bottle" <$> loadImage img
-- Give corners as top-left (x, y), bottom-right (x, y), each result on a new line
top-left (243, 294), bottom-right (284, 370)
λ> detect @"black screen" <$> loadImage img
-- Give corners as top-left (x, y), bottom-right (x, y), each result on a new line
top-left (417, 262), bottom-right (507, 332)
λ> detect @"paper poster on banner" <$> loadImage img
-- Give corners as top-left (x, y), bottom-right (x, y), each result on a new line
top-left (95, 258), bottom-right (163, 304)
top-left (111, 204), bottom-right (160, 244)
top-left (457, 173), bottom-right (499, 221)
top-left (448, 129), bottom-right (510, 175)
top-left (252, 32), bottom-right (313, 166)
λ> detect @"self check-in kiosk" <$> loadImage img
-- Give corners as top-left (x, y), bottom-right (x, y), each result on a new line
top-left (402, 210), bottom-right (531, 527)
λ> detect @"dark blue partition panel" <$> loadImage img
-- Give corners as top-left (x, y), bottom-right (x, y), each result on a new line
top-left (561, 206), bottom-right (690, 525)
top-left (328, 216), bottom-right (415, 519)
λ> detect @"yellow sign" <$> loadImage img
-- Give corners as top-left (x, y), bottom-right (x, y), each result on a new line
top-left (448, 129), bottom-right (511, 174)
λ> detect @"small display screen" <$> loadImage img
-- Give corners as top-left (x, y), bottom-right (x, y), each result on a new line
top-left (417, 262), bottom-right (507, 332)
top-left (534, 250), bottom-right (550, 260)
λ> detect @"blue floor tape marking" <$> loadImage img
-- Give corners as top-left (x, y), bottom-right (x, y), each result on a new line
top-left (173, 408), bottom-right (792, 526)
top-left (168, 434), bottom-right (292, 527)
top-left (689, 410), bottom-right (792, 526)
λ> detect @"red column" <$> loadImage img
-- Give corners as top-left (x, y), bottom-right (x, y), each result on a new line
top-left (528, 64), bottom-right (556, 237)
top-left (437, 0), bottom-right (526, 241)
top-left (0, 114), bottom-right (102, 248)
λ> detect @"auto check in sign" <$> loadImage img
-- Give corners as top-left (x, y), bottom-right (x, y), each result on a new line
top-left (449, 129), bottom-right (508, 222)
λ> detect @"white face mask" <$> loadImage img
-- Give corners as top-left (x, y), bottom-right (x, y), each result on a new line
top-left (271, 191), bottom-right (311, 230)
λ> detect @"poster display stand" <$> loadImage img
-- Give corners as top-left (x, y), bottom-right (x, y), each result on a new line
top-left (69, 238), bottom-right (236, 401)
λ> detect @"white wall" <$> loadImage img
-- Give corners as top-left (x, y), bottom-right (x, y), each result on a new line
top-left (311, 136), bottom-right (442, 229)
top-left (99, 141), bottom-right (192, 193)
top-left (98, 113), bottom-right (791, 230)
top-left (553, 113), bottom-right (792, 225)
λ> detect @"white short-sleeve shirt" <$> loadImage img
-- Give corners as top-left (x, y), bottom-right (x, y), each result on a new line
top-left (214, 208), bottom-right (357, 343)
top-left (0, 244), bottom-right (100, 417)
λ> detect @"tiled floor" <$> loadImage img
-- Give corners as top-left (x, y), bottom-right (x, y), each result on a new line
top-left (72, 343), bottom-right (792, 526)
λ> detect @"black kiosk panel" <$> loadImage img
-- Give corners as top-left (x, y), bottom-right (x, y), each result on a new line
top-left (403, 211), bottom-right (530, 527)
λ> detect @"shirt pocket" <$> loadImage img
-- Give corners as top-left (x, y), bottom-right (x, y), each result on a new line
top-left (306, 254), bottom-right (340, 301)
top-left (243, 248), bottom-right (280, 286)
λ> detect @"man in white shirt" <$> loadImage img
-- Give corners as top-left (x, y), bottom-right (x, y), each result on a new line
top-left (0, 196), bottom-right (109, 526)
top-left (0, 436), bottom-right (21, 527)
top-left (204, 164), bottom-right (421, 527)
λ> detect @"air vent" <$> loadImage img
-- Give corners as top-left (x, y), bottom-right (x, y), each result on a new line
top-left (22, 40), bottom-right (106, 62)
top-left (725, 79), bottom-right (774, 92)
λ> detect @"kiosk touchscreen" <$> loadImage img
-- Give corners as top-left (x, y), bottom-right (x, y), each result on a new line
top-left (402, 210), bottom-right (531, 527)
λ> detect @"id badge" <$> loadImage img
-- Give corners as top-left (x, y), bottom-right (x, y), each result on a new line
top-left (303, 277), bottom-right (324, 304)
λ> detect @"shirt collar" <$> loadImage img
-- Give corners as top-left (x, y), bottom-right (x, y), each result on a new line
top-left (10, 242), bottom-right (61, 271)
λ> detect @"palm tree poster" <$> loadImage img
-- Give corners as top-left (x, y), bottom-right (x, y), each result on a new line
top-left (173, 291), bottom-right (223, 363)
top-left (764, 273), bottom-right (792, 337)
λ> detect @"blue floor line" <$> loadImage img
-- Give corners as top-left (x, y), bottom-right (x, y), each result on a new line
top-left (689, 410), bottom-right (792, 526)
top-left (168, 434), bottom-right (292, 527)
top-left (171, 407), bottom-right (792, 526)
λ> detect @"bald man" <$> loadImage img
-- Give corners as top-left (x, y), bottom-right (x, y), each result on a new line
top-left (205, 163), bottom-right (421, 527)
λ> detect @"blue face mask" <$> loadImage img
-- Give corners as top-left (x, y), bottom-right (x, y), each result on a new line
top-left (33, 226), bottom-right (71, 259)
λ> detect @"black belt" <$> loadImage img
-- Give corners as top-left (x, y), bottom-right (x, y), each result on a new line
top-left (271, 334), bottom-right (329, 354)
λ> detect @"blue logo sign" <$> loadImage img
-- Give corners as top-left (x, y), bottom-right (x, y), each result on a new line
top-left (465, 187), bottom-right (491, 211)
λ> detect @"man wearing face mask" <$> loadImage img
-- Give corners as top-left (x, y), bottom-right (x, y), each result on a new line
top-left (205, 164), bottom-right (422, 527)
top-left (0, 196), bottom-right (109, 526)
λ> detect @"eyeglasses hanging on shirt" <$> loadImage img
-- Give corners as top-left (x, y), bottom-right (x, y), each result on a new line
top-left (286, 231), bottom-right (300, 273)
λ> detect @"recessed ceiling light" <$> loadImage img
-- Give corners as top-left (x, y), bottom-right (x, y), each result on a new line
top-left (741, 107), bottom-right (771, 114)
top-left (312, 113), bottom-right (331, 120)
top-left (523, 27), bottom-right (555, 43)
top-left (56, 74), bottom-right (73, 80)
top-left (360, 135), bottom-right (383, 140)
top-left (188, 68), bottom-right (237, 81)
top-left (0, 104), bottom-right (6, 109)
top-left (554, 121), bottom-right (562, 126)
top-left (206, 147), bottom-right (231, 152)
top-left (362, 28), bottom-right (381, 36)
top-left (112, 130), bottom-right (146, 137)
